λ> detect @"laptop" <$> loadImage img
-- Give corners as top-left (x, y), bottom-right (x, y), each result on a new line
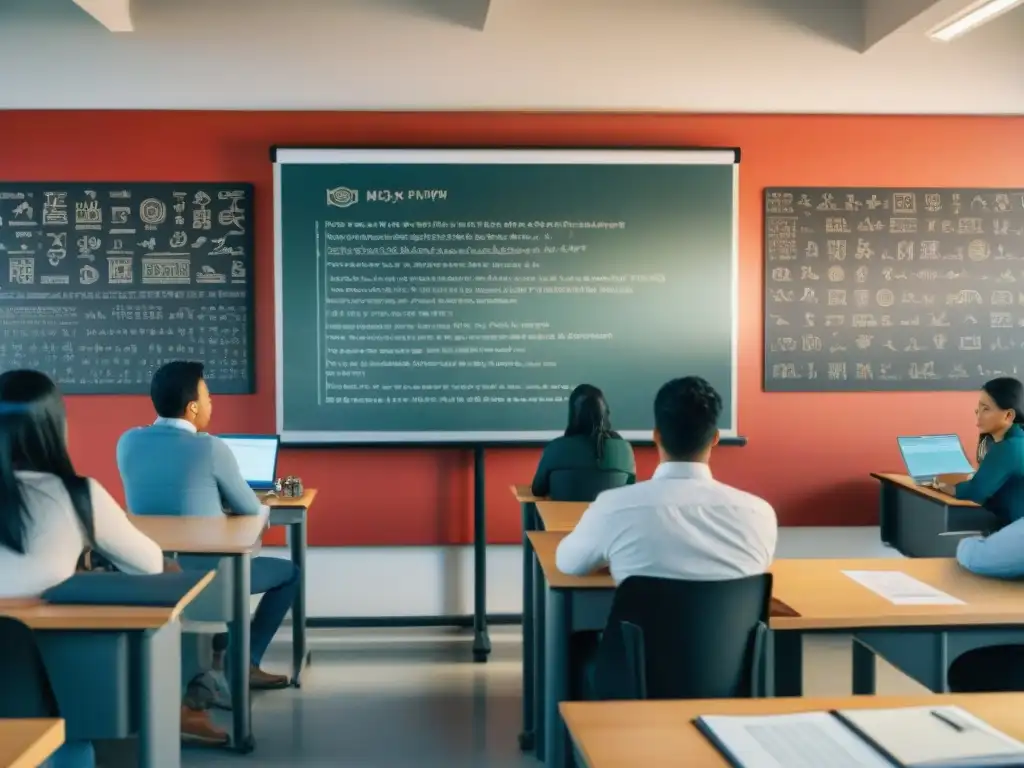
top-left (219, 434), bottom-right (280, 491)
top-left (896, 434), bottom-right (974, 485)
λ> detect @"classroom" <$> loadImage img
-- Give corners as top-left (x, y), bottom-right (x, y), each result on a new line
top-left (1, 1), bottom-right (1024, 766)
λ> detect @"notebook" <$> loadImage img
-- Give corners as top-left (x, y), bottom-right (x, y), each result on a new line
top-left (696, 705), bottom-right (1024, 768)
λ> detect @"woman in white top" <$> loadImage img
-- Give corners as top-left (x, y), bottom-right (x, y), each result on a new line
top-left (0, 369), bottom-right (164, 768)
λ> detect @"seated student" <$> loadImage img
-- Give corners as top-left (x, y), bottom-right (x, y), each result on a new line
top-left (116, 361), bottom-right (298, 702)
top-left (531, 384), bottom-right (636, 500)
top-left (935, 377), bottom-right (1024, 527)
top-left (933, 378), bottom-right (1024, 692)
top-left (0, 369), bottom-right (166, 768)
top-left (557, 376), bottom-right (777, 582)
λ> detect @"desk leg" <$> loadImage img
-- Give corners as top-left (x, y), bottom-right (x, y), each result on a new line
top-left (771, 631), bottom-right (803, 697)
top-left (138, 622), bottom-right (182, 768)
top-left (287, 512), bottom-right (309, 687)
top-left (544, 587), bottom-right (570, 768)
top-left (852, 639), bottom-right (877, 695)
top-left (519, 501), bottom-right (536, 752)
top-left (472, 446), bottom-right (491, 663)
top-left (879, 481), bottom-right (897, 548)
top-left (534, 542), bottom-right (547, 758)
top-left (230, 552), bottom-right (255, 753)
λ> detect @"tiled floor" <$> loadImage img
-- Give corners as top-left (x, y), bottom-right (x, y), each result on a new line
top-left (165, 625), bottom-right (927, 768)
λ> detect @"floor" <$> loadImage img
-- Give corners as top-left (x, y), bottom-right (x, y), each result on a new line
top-left (93, 529), bottom-right (916, 767)
top-left (165, 624), bottom-right (926, 768)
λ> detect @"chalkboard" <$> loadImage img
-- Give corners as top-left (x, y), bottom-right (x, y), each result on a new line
top-left (274, 147), bottom-right (739, 444)
top-left (0, 183), bottom-right (254, 394)
top-left (764, 187), bottom-right (1024, 392)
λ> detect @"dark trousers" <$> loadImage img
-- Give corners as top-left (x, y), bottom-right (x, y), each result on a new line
top-left (211, 556), bottom-right (300, 666)
top-left (948, 645), bottom-right (1024, 692)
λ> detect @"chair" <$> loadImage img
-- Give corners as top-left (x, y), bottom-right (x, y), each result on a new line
top-left (547, 469), bottom-right (632, 502)
top-left (591, 573), bottom-right (772, 700)
top-left (0, 615), bottom-right (60, 718)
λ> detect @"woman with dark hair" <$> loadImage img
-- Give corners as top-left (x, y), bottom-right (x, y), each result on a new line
top-left (0, 370), bottom-right (165, 768)
top-left (931, 378), bottom-right (1024, 693)
top-left (935, 376), bottom-right (1024, 525)
top-left (531, 384), bottom-right (635, 500)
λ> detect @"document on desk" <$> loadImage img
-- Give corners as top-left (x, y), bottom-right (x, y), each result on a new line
top-left (841, 570), bottom-right (964, 605)
top-left (696, 707), bottom-right (1024, 768)
top-left (695, 711), bottom-right (892, 768)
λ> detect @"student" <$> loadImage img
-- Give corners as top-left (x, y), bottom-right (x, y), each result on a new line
top-left (934, 378), bottom-right (1024, 692)
top-left (531, 384), bottom-right (636, 500)
top-left (0, 369), bottom-right (166, 768)
top-left (556, 376), bottom-right (777, 583)
top-left (116, 361), bottom-right (298, 699)
top-left (935, 377), bottom-right (1024, 526)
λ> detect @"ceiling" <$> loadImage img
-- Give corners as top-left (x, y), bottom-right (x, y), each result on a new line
top-left (0, 0), bottom-right (1022, 113)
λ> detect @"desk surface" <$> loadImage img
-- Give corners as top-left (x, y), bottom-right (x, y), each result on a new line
top-left (530, 530), bottom-right (1024, 630)
top-left (872, 472), bottom-right (978, 507)
top-left (257, 488), bottom-right (318, 508)
top-left (130, 511), bottom-right (269, 554)
top-left (511, 484), bottom-right (545, 503)
top-left (0, 719), bottom-right (64, 768)
top-left (561, 693), bottom-right (1024, 768)
top-left (536, 501), bottom-right (588, 532)
top-left (0, 570), bottom-right (215, 630)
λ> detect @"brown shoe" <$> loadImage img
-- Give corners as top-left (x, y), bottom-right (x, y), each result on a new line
top-left (181, 705), bottom-right (229, 745)
top-left (250, 665), bottom-right (289, 690)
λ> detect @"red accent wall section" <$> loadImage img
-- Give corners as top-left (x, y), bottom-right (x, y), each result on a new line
top-left (1, 111), bottom-right (1019, 547)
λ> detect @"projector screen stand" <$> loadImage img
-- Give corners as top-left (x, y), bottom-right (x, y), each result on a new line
top-left (472, 444), bottom-right (492, 663)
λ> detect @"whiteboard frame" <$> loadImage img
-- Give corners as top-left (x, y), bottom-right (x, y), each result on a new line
top-left (273, 147), bottom-right (740, 445)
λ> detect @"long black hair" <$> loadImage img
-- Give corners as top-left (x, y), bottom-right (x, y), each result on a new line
top-left (977, 377), bottom-right (1024, 462)
top-left (0, 370), bottom-right (93, 554)
top-left (564, 384), bottom-right (616, 459)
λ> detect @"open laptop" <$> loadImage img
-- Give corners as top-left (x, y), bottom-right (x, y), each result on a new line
top-left (219, 434), bottom-right (280, 491)
top-left (896, 434), bottom-right (974, 485)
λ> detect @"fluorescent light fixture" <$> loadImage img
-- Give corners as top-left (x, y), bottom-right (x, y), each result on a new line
top-left (929, 0), bottom-right (1024, 41)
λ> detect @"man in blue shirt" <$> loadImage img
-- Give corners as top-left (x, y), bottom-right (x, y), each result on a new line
top-left (117, 362), bottom-right (299, 723)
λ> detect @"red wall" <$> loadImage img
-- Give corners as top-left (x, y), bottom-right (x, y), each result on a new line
top-left (0, 111), bottom-right (1019, 546)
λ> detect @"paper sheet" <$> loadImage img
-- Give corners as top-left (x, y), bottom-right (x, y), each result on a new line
top-left (698, 712), bottom-right (891, 768)
top-left (842, 570), bottom-right (964, 605)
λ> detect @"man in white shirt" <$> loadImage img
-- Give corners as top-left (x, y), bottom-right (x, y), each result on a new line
top-left (556, 376), bottom-right (777, 583)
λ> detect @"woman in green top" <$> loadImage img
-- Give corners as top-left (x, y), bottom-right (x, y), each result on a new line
top-left (531, 384), bottom-right (636, 501)
top-left (935, 377), bottom-right (1024, 526)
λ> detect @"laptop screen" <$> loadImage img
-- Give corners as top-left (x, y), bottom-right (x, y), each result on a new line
top-left (220, 435), bottom-right (280, 487)
top-left (897, 434), bottom-right (974, 479)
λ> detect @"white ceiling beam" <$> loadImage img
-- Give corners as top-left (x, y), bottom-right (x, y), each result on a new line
top-left (862, 0), bottom-right (988, 50)
top-left (73, 0), bottom-right (133, 32)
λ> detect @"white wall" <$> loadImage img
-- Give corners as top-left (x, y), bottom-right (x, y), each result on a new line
top-left (263, 528), bottom-right (898, 621)
top-left (0, 0), bottom-right (1022, 113)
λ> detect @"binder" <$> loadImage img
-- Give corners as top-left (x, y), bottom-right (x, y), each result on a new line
top-left (43, 571), bottom-right (210, 607)
top-left (695, 706), bottom-right (1024, 768)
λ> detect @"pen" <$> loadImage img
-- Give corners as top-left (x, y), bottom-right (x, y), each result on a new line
top-left (930, 709), bottom-right (966, 732)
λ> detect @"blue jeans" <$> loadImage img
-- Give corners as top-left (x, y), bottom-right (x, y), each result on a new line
top-left (212, 556), bottom-right (300, 666)
top-left (46, 741), bottom-right (95, 768)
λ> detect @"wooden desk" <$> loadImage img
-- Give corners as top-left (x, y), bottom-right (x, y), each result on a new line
top-left (258, 489), bottom-right (318, 686)
top-left (529, 531), bottom-right (1024, 768)
top-left (562, 693), bottom-right (1024, 768)
top-left (536, 501), bottom-right (588, 532)
top-left (510, 484), bottom-right (544, 503)
top-left (0, 572), bottom-right (214, 768)
top-left (130, 511), bottom-right (268, 554)
top-left (129, 512), bottom-right (266, 754)
top-left (0, 719), bottom-right (64, 768)
top-left (0, 571), bottom-right (214, 631)
top-left (871, 472), bottom-right (993, 557)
